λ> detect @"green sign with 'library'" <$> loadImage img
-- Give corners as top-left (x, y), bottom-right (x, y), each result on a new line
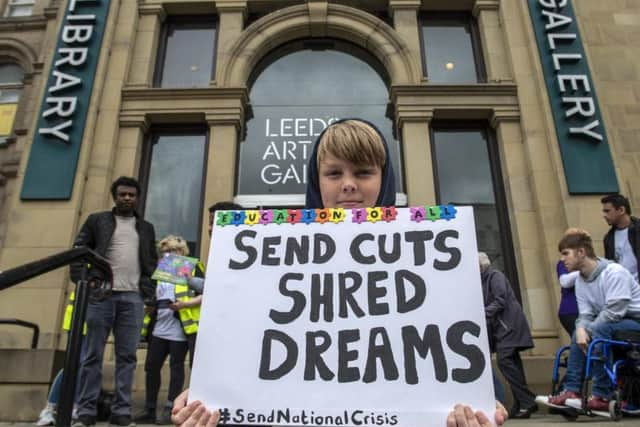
top-left (22, 0), bottom-right (111, 200)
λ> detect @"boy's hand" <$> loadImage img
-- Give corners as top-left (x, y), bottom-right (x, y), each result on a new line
top-left (447, 405), bottom-right (489, 427)
top-left (446, 402), bottom-right (507, 427)
top-left (171, 389), bottom-right (220, 427)
top-left (495, 401), bottom-right (508, 425)
top-left (576, 327), bottom-right (590, 352)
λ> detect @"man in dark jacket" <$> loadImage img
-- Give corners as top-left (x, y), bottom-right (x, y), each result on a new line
top-left (479, 252), bottom-right (537, 419)
top-left (602, 194), bottom-right (639, 282)
top-left (72, 176), bottom-right (157, 427)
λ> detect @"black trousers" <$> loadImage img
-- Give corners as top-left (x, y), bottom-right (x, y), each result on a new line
top-left (559, 314), bottom-right (578, 338)
top-left (496, 347), bottom-right (536, 409)
top-left (144, 336), bottom-right (189, 409)
top-left (187, 333), bottom-right (197, 368)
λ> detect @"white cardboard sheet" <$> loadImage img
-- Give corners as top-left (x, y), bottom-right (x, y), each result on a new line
top-left (190, 206), bottom-right (495, 427)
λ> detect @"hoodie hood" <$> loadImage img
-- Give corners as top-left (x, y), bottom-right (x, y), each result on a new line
top-left (305, 118), bottom-right (396, 209)
top-left (583, 257), bottom-right (611, 282)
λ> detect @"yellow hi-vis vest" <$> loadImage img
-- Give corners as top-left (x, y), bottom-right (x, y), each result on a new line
top-left (141, 283), bottom-right (200, 337)
top-left (174, 283), bottom-right (200, 335)
top-left (141, 313), bottom-right (151, 338)
top-left (62, 291), bottom-right (88, 334)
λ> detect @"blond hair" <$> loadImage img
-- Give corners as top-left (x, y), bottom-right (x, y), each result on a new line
top-left (317, 120), bottom-right (386, 169)
top-left (558, 228), bottom-right (595, 258)
top-left (157, 234), bottom-right (189, 256)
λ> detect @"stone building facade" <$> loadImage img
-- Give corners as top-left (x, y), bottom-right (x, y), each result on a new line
top-left (0, 0), bottom-right (639, 419)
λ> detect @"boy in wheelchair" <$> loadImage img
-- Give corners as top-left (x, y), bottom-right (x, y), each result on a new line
top-left (544, 228), bottom-right (640, 412)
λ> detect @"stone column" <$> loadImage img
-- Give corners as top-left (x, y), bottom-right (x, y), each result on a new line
top-left (397, 110), bottom-right (436, 206)
top-left (127, 4), bottom-right (166, 88)
top-left (214, 0), bottom-right (248, 85)
top-left (491, 111), bottom-right (560, 354)
top-left (113, 117), bottom-right (149, 180)
top-left (473, 0), bottom-right (513, 83)
top-left (200, 121), bottom-right (239, 260)
top-left (389, 0), bottom-right (423, 80)
top-left (81, 0), bottom-right (142, 213)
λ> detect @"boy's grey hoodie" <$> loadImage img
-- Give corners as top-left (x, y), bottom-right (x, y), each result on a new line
top-left (576, 258), bottom-right (640, 331)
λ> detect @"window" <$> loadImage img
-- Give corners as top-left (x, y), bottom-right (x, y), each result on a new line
top-left (237, 39), bottom-right (403, 206)
top-left (155, 17), bottom-right (217, 88)
top-left (431, 125), bottom-right (520, 298)
top-left (421, 14), bottom-right (485, 83)
top-left (141, 130), bottom-right (208, 254)
top-left (0, 63), bottom-right (24, 144)
top-left (5, 0), bottom-right (34, 17)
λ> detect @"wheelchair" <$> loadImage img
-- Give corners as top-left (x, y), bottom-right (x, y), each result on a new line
top-left (549, 329), bottom-right (640, 421)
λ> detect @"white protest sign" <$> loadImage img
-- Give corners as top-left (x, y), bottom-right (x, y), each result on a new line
top-left (190, 206), bottom-right (495, 427)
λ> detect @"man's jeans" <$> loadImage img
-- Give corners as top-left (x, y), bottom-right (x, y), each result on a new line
top-left (563, 319), bottom-right (640, 398)
top-left (77, 291), bottom-right (144, 417)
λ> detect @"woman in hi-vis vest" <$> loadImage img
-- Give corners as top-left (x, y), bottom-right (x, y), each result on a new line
top-left (136, 235), bottom-right (202, 425)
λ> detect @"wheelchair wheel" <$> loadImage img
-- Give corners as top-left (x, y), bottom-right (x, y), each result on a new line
top-left (609, 400), bottom-right (622, 421)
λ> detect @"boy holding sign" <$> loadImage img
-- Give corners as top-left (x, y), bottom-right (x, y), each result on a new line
top-left (171, 119), bottom-right (507, 427)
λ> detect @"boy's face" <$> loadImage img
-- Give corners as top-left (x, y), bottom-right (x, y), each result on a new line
top-left (318, 152), bottom-right (382, 208)
top-left (560, 248), bottom-right (583, 272)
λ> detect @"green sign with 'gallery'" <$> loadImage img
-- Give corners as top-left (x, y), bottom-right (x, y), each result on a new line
top-left (528, 0), bottom-right (618, 194)
top-left (21, 0), bottom-right (111, 200)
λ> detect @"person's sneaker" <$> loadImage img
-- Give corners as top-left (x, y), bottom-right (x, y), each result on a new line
top-left (548, 390), bottom-right (582, 407)
top-left (71, 415), bottom-right (96, 427)
top-left (510, 403), bottom-right (539, 419)
top-left (133, 409), bottom-right (155, 424)
top-left (155, 407), bottom-right (172, 425)
top-left (109, 414), bottom-right (135, 427)
top-left (587, 396), bottom-right (610, 412)
top-left (35, 404), bottom-right (56, 426)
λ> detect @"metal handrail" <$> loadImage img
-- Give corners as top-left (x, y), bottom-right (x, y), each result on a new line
top-left (0, 247), bottom-right (111, 291)
top-left (0, 247), bottom-right (112, 427)
top-left (0, 319), bottom-right (39, 349)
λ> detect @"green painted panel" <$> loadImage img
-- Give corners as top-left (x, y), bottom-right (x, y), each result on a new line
top-left (21, 0), bottom-right (111, 200)
top-left (527, 0), bottom-right (618, 194)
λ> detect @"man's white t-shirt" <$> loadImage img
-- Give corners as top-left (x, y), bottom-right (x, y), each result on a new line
top-left (614, 227), bottom-right (638, 282)
top-left (107, 216), bottom-right (140, 292)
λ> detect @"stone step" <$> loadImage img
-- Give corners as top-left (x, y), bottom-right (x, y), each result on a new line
top-left (0, 349), bottom-right (65, 422)
top-left (101, 345), bottom-right (189, 394)
top-left (0, 346), bottom-right (557, 422)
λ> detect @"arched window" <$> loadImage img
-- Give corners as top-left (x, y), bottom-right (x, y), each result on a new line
top-left (0, 63), bottom-right (24, 144)
top-left (236, 39), bottom-right (403, 207)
